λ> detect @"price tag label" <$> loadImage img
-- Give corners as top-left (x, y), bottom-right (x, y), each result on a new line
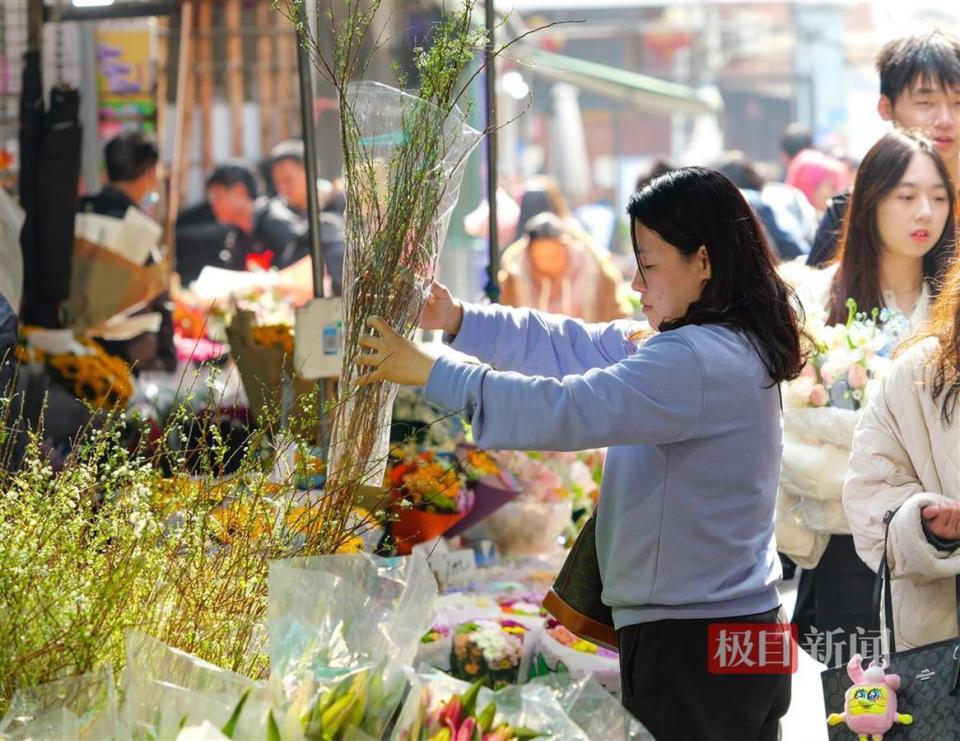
top-left (444, 549), bottom-right (477, 588)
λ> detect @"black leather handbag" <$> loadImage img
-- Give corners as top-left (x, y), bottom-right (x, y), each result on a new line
top-left (542, 515), bottom-right (618, 651)
top-left (821, 509), bottom-right (960, 739)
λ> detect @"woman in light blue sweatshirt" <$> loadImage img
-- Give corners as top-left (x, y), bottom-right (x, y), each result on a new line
top-left (356, 167), bottom-right (806, 741)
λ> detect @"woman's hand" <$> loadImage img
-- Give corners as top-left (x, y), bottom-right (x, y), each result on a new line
top-left (419, 281), bottom-right (463, 335)
top-left (355, 317), bottom-right (437, 387)
top-left (922, 501), bottom-right (960, 541)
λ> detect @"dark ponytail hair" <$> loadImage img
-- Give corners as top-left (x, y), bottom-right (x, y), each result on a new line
top-left (627, 166), bottom-right (806, 384)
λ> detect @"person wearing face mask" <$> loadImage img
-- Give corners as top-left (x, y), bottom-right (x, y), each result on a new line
top-left (779, 130), bottom-right (956, 666)
top-left (78, 132), bottom-right (175, 371)
top-left (353, 168), bottom-right (808, 740)
top-left (499, 212), bottom-right (632, 322)
top-left (808, 30), bottom-right (960, 267)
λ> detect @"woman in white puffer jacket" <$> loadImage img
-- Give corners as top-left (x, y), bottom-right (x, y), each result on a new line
top-left (844, 256), bottom-right (960, 650)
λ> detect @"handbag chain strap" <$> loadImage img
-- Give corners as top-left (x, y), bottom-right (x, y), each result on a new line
top-left (874, 507), bottom-right (960, 693)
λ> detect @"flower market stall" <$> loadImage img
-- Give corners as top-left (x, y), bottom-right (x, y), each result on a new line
top-left (0, 2), bottom-right (647, 739)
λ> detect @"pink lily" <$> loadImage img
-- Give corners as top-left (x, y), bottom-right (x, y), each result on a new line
top-left (455, 718), bottom-right (477, 741)
top-left (439, 696), bottom-right (463, 729)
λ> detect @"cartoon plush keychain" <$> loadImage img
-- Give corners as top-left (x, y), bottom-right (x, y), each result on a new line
top-left (827, 654), bottom-right (914, 740)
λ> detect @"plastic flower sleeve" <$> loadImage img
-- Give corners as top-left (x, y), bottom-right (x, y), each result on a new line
top-left (779, 405), bottom-right (861, 535)
top-left (0, 666), bottom-right (117, 740)
top-left (531, 675), bottom-right (655, 740)
top-left (554, 676), bottom-right (653, 739)
top-left (122, 631), bottom-right (271, 740)
top-left (392, 670), bottom-right (589, 740)
top-left (267, 554), bottom-right (436, 740)
top-left (326, 81), bottom-right (482, 496)
top-left (268, 553), bottom-right (437, 672)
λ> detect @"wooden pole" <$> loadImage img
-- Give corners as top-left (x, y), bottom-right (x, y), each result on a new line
top-left (197, 0), bottom-right (214, 174)
top-left (166, 0), bottom-right (194, 254)
top-left (155, 15), bottom-right (169, 219)
top-left (225, 0), bottom-right (245, 157)
top-left (256, 2), bottom-right (275, 155)
top-left (275, 14), bottom-right (295, 142)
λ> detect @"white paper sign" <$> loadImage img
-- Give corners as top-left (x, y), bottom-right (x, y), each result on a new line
top-left (294, 297), bottom-right (344, 379)
top-left (443, 548), bottom-right (478, 588)
top-left (411, 539), bottom-right (477, 591)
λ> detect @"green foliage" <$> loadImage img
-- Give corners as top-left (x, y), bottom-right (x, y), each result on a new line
top-left (0, 367), bottom-right (382, 714)
top-left (413, 7), bottom-right (487, 113)
top-left (221, 688), bottom-right (251, 738)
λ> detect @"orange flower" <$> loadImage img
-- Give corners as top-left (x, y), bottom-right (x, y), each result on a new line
top-left (465, 449), bottom-right (499, 476)
top-left (49, 355), bottom-right (82, 380)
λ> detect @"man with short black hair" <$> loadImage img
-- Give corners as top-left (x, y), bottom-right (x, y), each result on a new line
top-left (78, 132), bottom-right (174, 371)
top-left (79, 131), bottom-right (159, 219)
top-left (808, 29), bottom-right (960, 266)
top-left (200, 160), bottom-right (308, 273)
top-left (176, 161), bottom-right (304, 284)
top-left (205, 161), bottom-right (262, 238)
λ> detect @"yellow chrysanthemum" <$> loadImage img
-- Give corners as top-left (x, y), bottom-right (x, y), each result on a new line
top-left (335, 535), bottom-right (365, 554)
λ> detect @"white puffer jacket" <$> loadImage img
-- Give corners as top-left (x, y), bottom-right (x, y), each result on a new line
top-left (843, 338), bottom-right (960, 650)
top-left (776, 406), bottom-right (860, 568)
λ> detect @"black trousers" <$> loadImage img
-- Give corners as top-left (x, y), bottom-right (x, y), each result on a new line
top-left (792, 534), bottom-right (877, 668)
top-left (619, 607), bottom-right (791, 741)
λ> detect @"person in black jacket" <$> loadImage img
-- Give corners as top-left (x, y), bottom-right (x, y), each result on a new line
top-left (78, 132), bottom-right (176, 372)
top-left (808, 30), bottom-right (960, 267)
top-left (203, 161), bottom-right (315, 272)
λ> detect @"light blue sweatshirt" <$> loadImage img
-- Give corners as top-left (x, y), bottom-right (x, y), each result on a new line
top-left (425, 303), bottom-right (783, 629)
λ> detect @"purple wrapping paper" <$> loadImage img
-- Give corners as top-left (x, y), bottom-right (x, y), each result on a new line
top-left (445, 478), bottom-right (523, 537)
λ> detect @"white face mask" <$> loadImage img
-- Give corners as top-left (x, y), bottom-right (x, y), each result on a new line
top-left (140, 191), bottom-right (159, 210)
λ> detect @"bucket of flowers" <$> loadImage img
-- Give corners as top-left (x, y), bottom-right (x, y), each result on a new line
top-left (529, 618), bottom-right (620, 693)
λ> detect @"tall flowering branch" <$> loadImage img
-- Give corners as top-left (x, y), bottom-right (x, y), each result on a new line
top-left (273, 1), bottom-right (486, 526)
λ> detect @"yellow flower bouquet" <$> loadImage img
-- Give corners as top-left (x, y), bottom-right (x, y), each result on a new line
top-left (17, 328), bottom-right (133, 410)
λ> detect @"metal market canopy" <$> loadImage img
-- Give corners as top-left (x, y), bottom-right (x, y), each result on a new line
top-left (514, 46), bottom-right (722, 116)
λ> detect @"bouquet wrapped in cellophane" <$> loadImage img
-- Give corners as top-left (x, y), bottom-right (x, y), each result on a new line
top-left (267, 553), bottom-right (437, 739)
top-left (325, 79), bottom-right (482, 502)
top-left (776, 298), bottom-right (912, 566)
top-left (274, 0), bottom-right (486, 522)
